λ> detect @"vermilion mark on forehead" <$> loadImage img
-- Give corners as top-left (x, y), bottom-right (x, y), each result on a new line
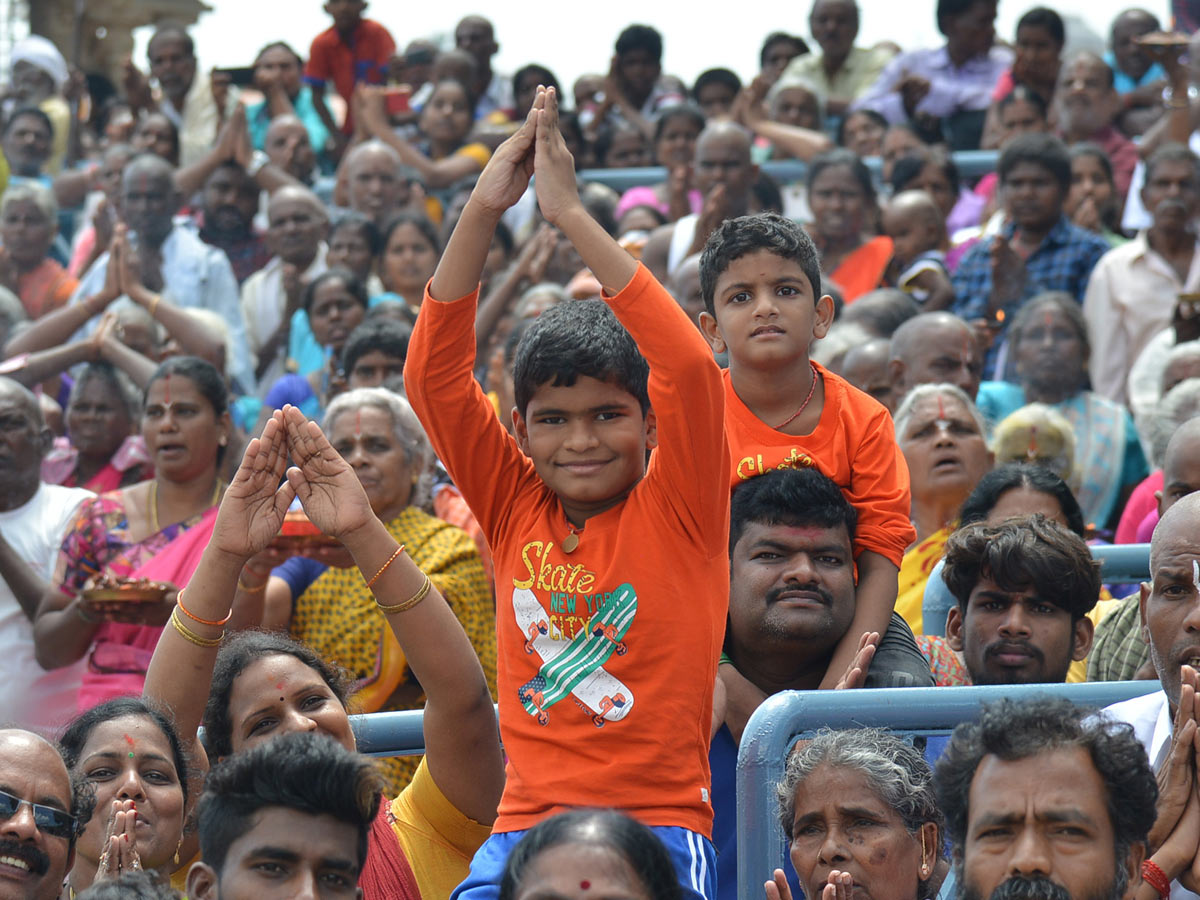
top-left (774, 525), bottom-right (829, 539)
top-left (937, 395), bottom-right (945, 419)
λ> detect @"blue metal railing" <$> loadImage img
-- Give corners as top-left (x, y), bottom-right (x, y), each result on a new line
top-left (734, 681), bottom-right (1160, 900)
top-left (1092, 543), bottom-right (1150, 583)
top-left (577, 151), bottom-right (1001, 193)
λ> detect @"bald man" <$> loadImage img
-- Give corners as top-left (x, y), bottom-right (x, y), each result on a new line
top-left (0, 728), bottom-right (90, 899)
top-left (70, 153), bottom-right (254, 391)
top-left (888, 311), bottom-right (982, 402)
top-left (0, 379), bottom-right (92, 731)
top-left (264, 114), bottom-right (317, 185)
top-left (343, 140), bottom-right (410, 226)
top-left (1104, 490), bottom-right (1200, 894)
top-left (241, 186), bottom-right (330, 384)
top-left (642, 122), bottom-right (759, 281)
top-left (843, 337), bottom-right (895, 411)
top-left (454, 15), bottom-right (511, 118)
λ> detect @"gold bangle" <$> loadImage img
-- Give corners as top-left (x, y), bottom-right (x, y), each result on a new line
top-left (365, 544), bottom-right (405, 589)
top-left (376, 573), bottom-right (432, 615)
top-left (237, 577), bottom-right (268, 594)
top-left (148, 294), bottom-right (160, 318)
top-left (170, 608), bottom-right (224, 648)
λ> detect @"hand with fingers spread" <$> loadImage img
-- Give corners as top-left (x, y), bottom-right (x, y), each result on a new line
top-left (280, 405), bottom-right (377, 541)
top-left (210, 412), bottom-right (297, 560)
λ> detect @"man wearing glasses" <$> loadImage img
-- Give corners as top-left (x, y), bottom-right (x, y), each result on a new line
top-left (0, 728), bottom-right (91, 899)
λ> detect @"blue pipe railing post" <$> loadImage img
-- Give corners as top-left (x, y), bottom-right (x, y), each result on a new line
top-left (735, 681), bottom-right (1160, 900)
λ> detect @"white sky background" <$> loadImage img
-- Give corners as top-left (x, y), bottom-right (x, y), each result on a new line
top-left (132, 0), bottom-right (1174, 96)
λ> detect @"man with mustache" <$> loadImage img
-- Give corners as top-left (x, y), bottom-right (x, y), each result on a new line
top-left (1104, 491), bottom-right (1200, 900)
top-left (940, 516), bottom-right (1098, 685)
top-left (935, 698), bottom-right (1155, 900)
top-left (0, 728), bottom-right (93, 899)
top-left (1084, 144), bottom-right (1200, 404)
top-left (710, 466), bottom-right (933, 900)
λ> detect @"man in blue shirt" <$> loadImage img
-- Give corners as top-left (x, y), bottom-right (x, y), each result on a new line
top-left (951, 133), bottom-right (1109, 379)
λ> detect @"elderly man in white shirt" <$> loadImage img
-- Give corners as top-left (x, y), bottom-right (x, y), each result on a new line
top-left (0, 378), bottom-right (91, 733)
top-left (71, 154), bottom-right (255, 392)
top-left (240, 185), bottom-right (329, 391)
top-left (1105, 489), bottom-right (1200, 900)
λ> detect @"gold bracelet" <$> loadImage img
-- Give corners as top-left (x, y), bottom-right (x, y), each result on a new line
top-left (365, 544), bottom-right (405, 589)
top-left (148, 294), bottom-right (160, 318)
top-left (237, 577), bottom-right (268, 594)
top-left (170, 607), bottom-right (224, 648)
top-left (376, 573), bottom-right (432, 615)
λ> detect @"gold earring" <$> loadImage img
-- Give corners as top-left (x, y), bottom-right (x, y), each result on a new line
top-left (174, 837), bottom-right (182, 866)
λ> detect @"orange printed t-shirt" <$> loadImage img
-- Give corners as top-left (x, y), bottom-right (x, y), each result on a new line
top-left (405, 263), bottom-right (729, 837)
top-left (724, 363), bottom-right (915, 567)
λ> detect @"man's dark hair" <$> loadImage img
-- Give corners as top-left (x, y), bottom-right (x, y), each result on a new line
top-left (513, 64), bottom-right (560, 99)
top-left (195, 732), bottom-right (381, 876)
top-left (652, 105), bottom-right (705, 144)
top-left (693, 68), bottom-right (743, 101)
top-left (2, 106), bottom-right (53, 139)
top-left (512, 299), bottom-right (650, 417)
top-left (1144, 141), bottom-right (1200, 187)
top-left (958, 463), bottom-right (1086, 537)
top-left (890, 147), bottom-right (960, 197)
top-left (836, 108), bottom-right (887, 146)
top-left (202, 632), bottom-right (353, 759)
top-left (615, 24), bottom-right (664, 61)
top-left (699, 212), bottom-right (822, 315)
top-left (936, 0), bottom-right (986, 35)
top-left (302, 267), bottom-right (369, 316)
top-left (340, 318), bottom-right (413, 376)
top-left (998, 132), bottom-right (1072, 192)
top-left (839, 288), bottom-right (921, 337)
top-left (997, 84), bottom-right (1049, 120)
top-left (499, 809), bottom-right (682, 900)
top-left (730, 467), bottom-right (857, 555)
top-left (148, 25), bottom-right (195, 58)
top-left (1017, 6), bottom-right (1065, 46)
top-left (935, 697), bottom-right (1156, 897)
top-left (761, 32), bottom-right (810, 68)
top-left (941, 515), bottom-right (1100, 620)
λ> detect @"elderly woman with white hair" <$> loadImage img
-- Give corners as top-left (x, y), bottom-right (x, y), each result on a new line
top-left (0, 180), bottom-right (75, 318)
top-left (767, 727), bottom-right (951, 900)
top-left (253, 387), bottom-right (495, 795)
top-left (893, 383), bottom-right (993, 633)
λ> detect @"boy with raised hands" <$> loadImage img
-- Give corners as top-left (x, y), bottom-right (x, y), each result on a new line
top-left (404, 87), bottom-right (727, 900)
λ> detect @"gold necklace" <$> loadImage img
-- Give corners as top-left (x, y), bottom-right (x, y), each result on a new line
top-left (149, 479), bottom-right (223, 533)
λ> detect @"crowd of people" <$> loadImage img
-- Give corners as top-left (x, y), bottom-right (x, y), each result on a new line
top-left (6, 0), bottom-right (1200, 896)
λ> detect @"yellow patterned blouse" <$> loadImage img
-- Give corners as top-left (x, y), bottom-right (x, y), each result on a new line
top-left (290, 506), bottom-right (496, 795)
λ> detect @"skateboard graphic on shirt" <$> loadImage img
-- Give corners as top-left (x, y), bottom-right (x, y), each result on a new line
top-left (512, 584), bottom-right (637, 727)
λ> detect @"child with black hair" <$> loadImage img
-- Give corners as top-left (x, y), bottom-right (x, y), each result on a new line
top-left (405, 86), bottom-right (726, 900)
top-left (698, 212), bottom-right (915, 693)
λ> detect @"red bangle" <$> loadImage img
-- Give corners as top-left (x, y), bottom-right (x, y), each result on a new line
top-left (1143, 860), bottom-right (1171, 899)
top-left (176, 589), bottom-right (233, 628)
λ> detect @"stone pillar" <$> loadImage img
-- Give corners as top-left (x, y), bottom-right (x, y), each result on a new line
top-left (29, 0), bottom-right (209, 85)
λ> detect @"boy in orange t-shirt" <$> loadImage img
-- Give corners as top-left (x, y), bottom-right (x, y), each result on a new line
top-left (698, 213), bottom-right (915, 694)
top-left (404, 87), bottom-right (726, 899)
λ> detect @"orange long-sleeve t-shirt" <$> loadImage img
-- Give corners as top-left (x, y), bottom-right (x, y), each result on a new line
top-left (405, 263), bottom-right (729, 836)
top-left (723, 363), bottom-right (915, 567)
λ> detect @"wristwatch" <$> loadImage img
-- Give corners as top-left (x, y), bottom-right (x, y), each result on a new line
top-left (246, 150), bottom-right (269, 178)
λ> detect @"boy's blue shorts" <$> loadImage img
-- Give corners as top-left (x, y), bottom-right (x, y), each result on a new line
top-left (451, 825), bottom-right (717, 900)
